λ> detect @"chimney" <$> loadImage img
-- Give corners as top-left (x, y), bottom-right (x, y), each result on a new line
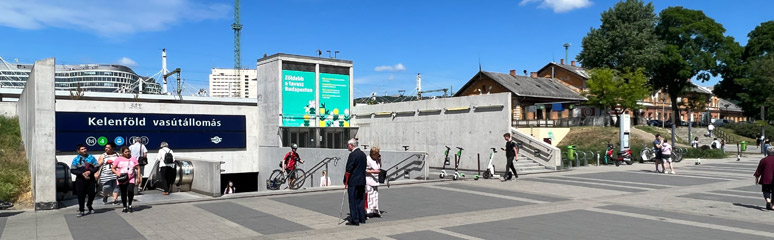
top-left (530, 72), bottom-right (538, 78)
top-left (571, 61), bottom-right (576, 66)
top-left (560, 59), bottom-right (564, 65)
top-left (509, 70), bottom-right (516, 77)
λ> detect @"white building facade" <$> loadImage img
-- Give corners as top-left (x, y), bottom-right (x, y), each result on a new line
top-left (208, 68), bottom-right (257, 98)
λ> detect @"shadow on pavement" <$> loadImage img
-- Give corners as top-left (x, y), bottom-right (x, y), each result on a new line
top-left (732, 203), bottom-right (767, 211)
top-left (0, 211), bottom-right (23, 218)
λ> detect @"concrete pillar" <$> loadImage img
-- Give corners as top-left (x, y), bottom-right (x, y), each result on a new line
top-left (16, 58), bottom-right (57, 210)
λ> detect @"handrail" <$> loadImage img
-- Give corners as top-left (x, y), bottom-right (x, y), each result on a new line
top-left (383, 153), bottom-right (427, 187)
top-left (298, 157), bottom-right (340, 188)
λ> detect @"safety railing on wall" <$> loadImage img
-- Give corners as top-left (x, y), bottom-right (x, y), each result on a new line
top-left (382, 153), bottom-right (427, 187)
top-left (300, 157), bottom-right (340, 188)
top-left (510, 127), bottom-right (561, 170)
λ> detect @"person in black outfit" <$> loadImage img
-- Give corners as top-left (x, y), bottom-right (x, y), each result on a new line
top-left (344, 138), bottom-right (367, 226)
top-left (502, 133), bottom-right (519, 181)
top-left (71, 144), bottom-right (99, 217)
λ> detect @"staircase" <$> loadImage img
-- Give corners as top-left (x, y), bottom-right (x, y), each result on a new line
top-left (514, 156), bottom-right (556, 174)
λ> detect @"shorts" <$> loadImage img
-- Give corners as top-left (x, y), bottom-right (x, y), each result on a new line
top-left (662, 155), bottom-right (672, 163)
top-left (102, 180), bottom-right (119, 194)
top-left (763, 184), bottom-right (774, 193)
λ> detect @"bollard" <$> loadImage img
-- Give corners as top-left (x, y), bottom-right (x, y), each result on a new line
top-left (596, 152), bottom-right (600, 166)
top-left (574, 152), bottom-right (580, 167)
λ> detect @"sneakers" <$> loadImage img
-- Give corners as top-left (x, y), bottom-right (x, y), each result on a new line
top-left (122, 207), bottom-right (128, 213)
top-left (128, 206), bottom-right (133, 213)
top-left (77, 211), bottom-right (85, 217)
top-left (670, 171), bottom-right (676, 174)
top-left (766, 202), bottom-right (772, 210)
top-left (88, 209), bottom-right (94, 215)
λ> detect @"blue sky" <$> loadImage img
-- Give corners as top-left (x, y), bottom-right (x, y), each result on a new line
top-left (1, 0), bottom-right (772, 97)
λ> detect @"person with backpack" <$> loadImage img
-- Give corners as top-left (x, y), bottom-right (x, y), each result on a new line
top-left (129, 138), bottom-right (148, 185)
top-left (71, 144), bottom-right (98, 217)
top-left (112, 146), bottom-right (140, 213)
top-left (156, 141), bottom-right (176, 195)
top-left (711, 138), bottom-right (721, 149)
top-left (282, 144), bottom-right (304, 188)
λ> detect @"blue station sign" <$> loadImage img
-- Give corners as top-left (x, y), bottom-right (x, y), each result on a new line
top-left (55, 112), bottom-right (247, 152)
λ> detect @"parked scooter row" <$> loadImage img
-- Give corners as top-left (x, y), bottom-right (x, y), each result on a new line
top-left (441, 147), bottom-right (505, 181)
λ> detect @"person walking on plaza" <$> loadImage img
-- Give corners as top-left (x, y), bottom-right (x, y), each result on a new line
top-left (95, 158), bottom-right (119, 205)
top-left (754, 148), bottom-right (774, 210)
top-left (501, 133), bottom-right (519, 181)
top-left (97, 142), bottom-right (120, 202)
top-left (708, 124), bottom-right (715, 137)
top-left (113, 147), bottom-right (141, 213)
top-left (156, 142), bottom-right (176, 195)
top-left (653, 134), bottom-right (664, 173)
top-left (129, 138), bottom-right (148, 184)
top-left (764, 140), bottom-right (771, 157)
top-left (343, 138), bottom-right (367, 226)
top-left (71, 144), bottom-right (98, 217)
top-left (721, 138), bottom-right (726, 154)
top-left (661, 139), bottom-right (675, 174)
top-left (282, 144), bottom-right (305, 188)
top-left (366, 147), bottom-right (382, 218)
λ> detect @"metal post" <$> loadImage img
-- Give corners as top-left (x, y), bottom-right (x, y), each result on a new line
top-left (596, 153), bottom-right (600, 166)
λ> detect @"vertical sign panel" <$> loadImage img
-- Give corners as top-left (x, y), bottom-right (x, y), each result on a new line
top-left (318, 73), bottom-right (351, 127)
top-left (281, 70), bottom-right (316, 126)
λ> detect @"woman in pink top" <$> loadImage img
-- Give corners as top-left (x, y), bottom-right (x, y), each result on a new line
top-left (112, 146), bottom-right (141, 213)
top-left (661, 139), bottom-right (675, 174)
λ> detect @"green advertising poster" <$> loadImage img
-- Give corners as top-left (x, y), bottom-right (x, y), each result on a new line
top-left (318, 73), bottom-right (351, 127)
top-left (282, 70), bottom-right (316, 127)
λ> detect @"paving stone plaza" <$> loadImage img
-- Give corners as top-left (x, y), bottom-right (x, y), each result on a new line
top-left (1, 154), bottom-right (773, 239)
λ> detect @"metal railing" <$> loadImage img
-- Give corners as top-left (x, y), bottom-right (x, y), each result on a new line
top-left (510, 127), bottom-right (560, 170)
top-left (513, 116), bottom-right (608, 128)
top-left (382, 153), bottom-right (427, 187)
top-left (300, 157), bottom-right (340, 188)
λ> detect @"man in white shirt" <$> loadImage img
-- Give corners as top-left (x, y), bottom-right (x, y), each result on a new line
top-left (129, 138), bottom-right (148, 178)
top-left (711, 138), bottom-right (721, 149)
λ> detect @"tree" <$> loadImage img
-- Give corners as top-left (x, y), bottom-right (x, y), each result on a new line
top-left (577, 0), bottom-right (662, 73)
top-left (585, 68), bottom-right (652, 125)
top-left (680, 93), bottom-right (710, 140)
top-left (736, 55), bottom-right (774, 120)
top-left (653, 7), bottom-right (729, 145)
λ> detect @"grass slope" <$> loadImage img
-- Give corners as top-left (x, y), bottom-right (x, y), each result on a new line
top-left (0, 116), bottom-right (32, 208)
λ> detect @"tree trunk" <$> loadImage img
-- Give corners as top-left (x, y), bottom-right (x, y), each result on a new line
top-left (671, 95), bottom-right (680, 146)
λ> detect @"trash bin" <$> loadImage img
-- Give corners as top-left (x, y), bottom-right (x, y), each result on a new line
top-left (741, 141), bottom-right (747, 151)
top-left (567, 146), bottom-right (576, 160)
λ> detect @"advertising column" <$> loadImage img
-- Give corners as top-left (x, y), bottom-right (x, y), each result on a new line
top-left (318, 73), bottom-right (351, 127)
top-left (281, 70), bottom-right (316, 127)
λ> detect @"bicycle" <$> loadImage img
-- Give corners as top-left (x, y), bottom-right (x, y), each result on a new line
top-left (267, 163), bottom-right (306, 190)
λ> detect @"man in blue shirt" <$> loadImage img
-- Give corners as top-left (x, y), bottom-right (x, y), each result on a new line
top-left (71, 144), bottom-right (98, 217)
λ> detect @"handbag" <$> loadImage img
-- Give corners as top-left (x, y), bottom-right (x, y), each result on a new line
top-left (138, 156), bottom-right (148, 166)
top-left (117, 173), bottom-right (129, 184)
top-left (378, 169), bottom-right (387, 184)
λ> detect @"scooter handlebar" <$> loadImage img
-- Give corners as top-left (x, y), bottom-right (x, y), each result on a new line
top-left (445, 146), bottom-right (450, 150)
top-left (456, 147), bottom-right (464, 150)
top-left (490, 148), bottom-right (497, 153)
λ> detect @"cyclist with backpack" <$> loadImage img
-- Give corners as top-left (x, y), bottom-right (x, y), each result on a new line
top-left (282, 144), bottom-right (305, 188)
top-left (156, 141), bottom-right (176, 195)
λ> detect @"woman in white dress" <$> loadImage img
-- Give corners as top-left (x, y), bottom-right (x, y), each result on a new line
top-left (366, 147), bottom-right (382, 218)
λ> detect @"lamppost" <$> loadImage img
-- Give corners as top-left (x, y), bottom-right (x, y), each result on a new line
top-left (662, 97), bottom-right (666, 128)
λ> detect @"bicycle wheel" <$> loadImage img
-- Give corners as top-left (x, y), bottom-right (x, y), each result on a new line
top-left (268, 170), bottom-right (284, 190)
top-left (289, 169), bottom-right (306, 190)
top-left (674, 152), bottom-right (683, 163)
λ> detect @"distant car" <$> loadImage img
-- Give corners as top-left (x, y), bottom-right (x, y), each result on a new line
top-left (647, 120), bottom-right (663, 126)
top-left (712, 119), bottom-right (733, 127)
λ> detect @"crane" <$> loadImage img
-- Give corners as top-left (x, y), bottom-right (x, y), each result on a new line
top-left (232, 0), bottom-right (243, 97)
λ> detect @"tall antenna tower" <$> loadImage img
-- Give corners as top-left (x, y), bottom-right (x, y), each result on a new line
top-left (232, 0), bottom-right (243, 97)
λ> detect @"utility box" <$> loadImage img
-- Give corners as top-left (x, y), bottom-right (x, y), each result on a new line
top-left (619, 114), bottom-right (631, 151)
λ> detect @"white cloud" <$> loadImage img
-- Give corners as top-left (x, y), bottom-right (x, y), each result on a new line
top-left (0, 0), bottom-right (230, 36)
top-left (519, 0), bottom-right (592, 13)
top-left (374, 63), bottom-right (406, 72)
top-left (116, 57), bottom-right (137, 67)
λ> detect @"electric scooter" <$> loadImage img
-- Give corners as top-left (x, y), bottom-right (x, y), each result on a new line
top-left (439, 146), bottom-right (451, 179)
top-left (482, 148), bottom-right (499, 179)
top-left (453, 147), bottom-right (465, 180)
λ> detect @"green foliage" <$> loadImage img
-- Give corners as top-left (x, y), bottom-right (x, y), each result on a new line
top-left (744, 21), bottom-right (774, 61)
top-left (585, 68), bottom-right (651, 114)
top-left (735, 55), bottom-right (774, 120)
top-left (722, 122), bottom-right (774, 140)
top-left (683, 148), bottom-right (727, 159)
top-left (577, 0), bottom-right (662, 73)
top-left (0, 116), bottom-right (30, 204)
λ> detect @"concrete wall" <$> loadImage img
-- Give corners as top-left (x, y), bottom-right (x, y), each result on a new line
top-left (0, 102), bottom-right (16, 117)
top-left (184, 158), bottom-right (223, 197)
top-left (17, 58), bottom-right (57, 210)
top-left (353, 93), bottom-right (511, 170)
top-left (516, 128), bottom-right (570, 147)
top-left (256, 59), bottom-right (281, 147)
top-left (54, 100), bottom-right (260, 175)
top-left (257, 147), bottom-right (426, 191)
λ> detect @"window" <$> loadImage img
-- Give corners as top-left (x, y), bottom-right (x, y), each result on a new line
top-left (280, 127), bottom-right (358, 149)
